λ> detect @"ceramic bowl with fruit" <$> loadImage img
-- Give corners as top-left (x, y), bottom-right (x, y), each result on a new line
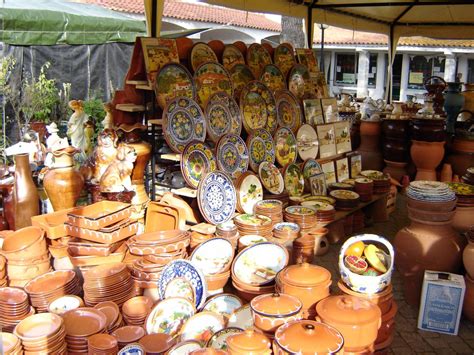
top-left (338, 234), bottom-right (394, 294)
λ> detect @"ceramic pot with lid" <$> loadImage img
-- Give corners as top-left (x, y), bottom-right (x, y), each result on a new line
top-left (226, 329), bottom-right (271, 355)
top-left (273, 320), bottom-right (344, 354)
top-left (250, 293), bottom-right (303, 333)
top-left (316, 295), bottom-right (382, 353)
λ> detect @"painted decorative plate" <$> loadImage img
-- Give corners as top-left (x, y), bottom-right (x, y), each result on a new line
top-left (222, 44), bottom-right (245, 71)
top-left (260, 64), bottom-right (286, 93)
top-left (155, 63), bottom-right (195, 109)
top-left (181, 141), bottom-right (217, 189)
top-left (276, 90), bottom-right (303, 133)
top-left (194, 62), bottom-right (233, 109)
top-left (288, 64), bottom-right (317, 102)
top-left (216, 133), bottom-right (249, 180)
top-left (283, 163), bottom-right (305, 197)
top-left (301, 200), bottom-right (334, 211)
top-left (206, 327), bottom-right (243, 350)
top-left (163, 97), bottom-right (206, 153)
top-left (180, 311), bottom-right (226, 344)
top-left (227, 304), bottom-right (254, 330)
top-left (302, 158), bottom-right (322, 179)
top-left (296, 124), bottom-right (319, 160)
top-left (235, 171), bottom-right (263, 214)
top-left (197, 171), bottom-right (237, 225)
top-left (259, 161), bottom-right (285, 195)
top-left (234, 213), bottom-right (272, 227)
top-left (145, 297), bottom-right (195, 337)
top-left (190, 42), bottom-right (218, 72)
top-left (208, 92), bottom-right (242, 135)
top-left (158, 259), bottom-right (207, 309)
top-left (274, 127), bottom-right (297, 167)
top-left (240, 81), bottom-right (277, 134)
top-left (285, 205), bottom-right (317, 216)
top-left (164, 277), bottom-right (195, 305)
top-left (231, 242), bottom-right (289, 285)
top-left (246, 129), bottom-right (275, 172)
top-left (274, 43), bottom-right (296, 77)
top-left (203, 294), bottom-right (243, 320)
top-left (246, 43), bottom-right (272, 78)
top-left (167, 340), bottom-right (203, 355)
top-left (304, 195), bottom-right (336, 205)
top-left (229, 64), bottom-right (255, 101)
top-left (190, 238), bottom-right (234, 275)
top-left (205, 100), bottom-right (233, 143)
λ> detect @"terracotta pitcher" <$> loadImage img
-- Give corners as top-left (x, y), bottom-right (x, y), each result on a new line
top-left (410, 140), bottom-right (445, 181)
top-left (12, 154), bottom-right (39, 229)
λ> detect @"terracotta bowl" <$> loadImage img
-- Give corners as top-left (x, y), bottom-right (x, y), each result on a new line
top-left (7, 257), bottom-right (51, 281)
top-left (232, 281), bottom-right (274, 302)
top-left (122, 296), bottom-right (153, 318)
top-left (1, 227), bottom-right (46, 261)
top-left (206, 270), bottom-right (230, 292)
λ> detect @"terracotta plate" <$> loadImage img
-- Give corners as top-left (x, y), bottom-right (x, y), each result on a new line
top-left (181, 141), bottom-right (217, 189)
top-left (194, 62), bottom-right (233, 109)
top-left (155, 63), bottom-right (195, 109)
top-left (246, 43), bottom-right (272, 78)
top-left (216, 133), bottom-right (249, 180)
top-left (274, 127), bottom-right (297, 167)
top-left (246, 129), bottom-right (275, 172)
top-left (283, 163), bottom-right (305, 197)
top-left (260, 64), bottom-right (286, 93)
top-left (222, 44), bottom-right (245, 71)
top-left (235, 171), bottom-right (263, 214)
top-left (259, 161), bottom-right (285, 195)
top-left (240, 81), bottom-right (277, 134)
top-left (63, 307), bottom-right (107, 337)
top-left (208, 92), bottom-right (242, 136)
top-left (190, 42), bottom-right (218, 72)
top-left (14, 313), bottom-right (63, 340)
top-left (276, 90), bottom-right (303, 133)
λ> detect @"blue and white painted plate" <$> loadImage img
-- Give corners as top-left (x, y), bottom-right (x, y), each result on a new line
top-left (216, 133), bottom-right (249, 180)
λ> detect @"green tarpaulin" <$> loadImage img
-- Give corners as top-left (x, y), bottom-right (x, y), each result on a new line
top-left (0, 0), bottom-right (147, 45)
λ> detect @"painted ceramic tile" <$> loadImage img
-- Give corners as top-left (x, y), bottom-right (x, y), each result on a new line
top-left (321, 98), bottom-right (339, 123)
top-left (321, 160), bottom-right (337, 184)
top-left (309, 172), bottom-right (327, 196)
top-left (312, 72), bottom-right (329, 98)
top-left (140, 37), bottom-right (179, 83)
top-left (335, 157), bottom-right (350, 182)
top-left (303, 99), bottom-right (324, 126)
top-left (334, 121), bottom-right (352, 154)
top-left (316, 124), bottom-right (337, 159)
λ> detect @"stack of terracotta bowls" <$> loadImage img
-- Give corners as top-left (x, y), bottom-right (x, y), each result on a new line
top-left (24, 270), bottom-right (81, 312)
top-left (354, 178), bottom-right (374, 202)
top-left (352, 210), bottom-right (366, 232)
top-left (14, 313), bottom-right (67, 354)
top-left (122, 296), bottom-right (153, 326)
top-left (237, 235), bottom-right (268, 253)
top-left (0, 255), bottom-right (7, 286)
top-left (300, 200), bottom-right (336, 224)
top-left (263, 191), bottom-right (289, 208)
top-left (292, 235), bottom-right (315, 264)
top-left (88, 334), bottom-right (119, 354)
top-left (216, 221), bottom-right (240, 248)
top-left (234, 214), bottom-right (273, 238)
top-left (330, 190), bottom-right (360, 210)
top-left (139, 333), bottom-right (176, 354)
top-left (328, 182), bottom-right (354, 192)
top-left (63, 307), bottom-right (107, 352)
top-left (254, 200), bottom-right (283, 226)
top-left (0, 332), bottom-right (23, 354)
top-left (0, 226), bottom-right (50, 287)
top-left (276, 263), bottom-right (332, 319)
top-left (94, 301), bottom-right (124, 333)
top-left (111, 325), bottom-right (146, 349)
top-left (284, 206), bottom-right (317, 234)
top-left (272, 222), bottom-right (300, 257)
top-left (48, 295), bottom-right (84, 316)
top-left (0, 287), bottom-right (34, 333)
top-left (83, 263), bottom-right (134, 307)
top-left (360, 170), bottom-right (390, 194)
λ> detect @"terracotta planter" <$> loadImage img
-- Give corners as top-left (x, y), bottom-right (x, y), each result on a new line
top-left (226, 329), bottom-right (271, 355)
top-left (407, 205), bottom-right (456, 223)
top-left (383, 160), bottom-right (407, 182)
top-left (452, 206), bottom-right (474, 233)
top-left (445, 138), bottom-right (474, 176)
top-left (463, 274), bottom-right (474, 322)
top-left (12, 154), bottom-right (39, 229)
top-left (360, 120), bottom-right (382, 137)
top-left (463, 233), bottom-right (474, 279)
top-left (394, 217), bottom-right (465, 306)
top-left (410, 119), bottom-right (446, 142)
top-left (410, 140), bottom-right (445, 181)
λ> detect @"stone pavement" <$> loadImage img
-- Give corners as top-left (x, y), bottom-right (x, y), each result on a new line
top-left (317, 194), bottom-right (474, 354)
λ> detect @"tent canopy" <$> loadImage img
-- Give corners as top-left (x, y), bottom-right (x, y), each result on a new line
top-left (0, 0), bottom-right (147, 45)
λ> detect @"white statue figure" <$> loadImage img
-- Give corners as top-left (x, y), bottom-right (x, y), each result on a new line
top-left (67, 100), bottom-right (89, 159)
top-left (46, 122), bottom-right (68, 151)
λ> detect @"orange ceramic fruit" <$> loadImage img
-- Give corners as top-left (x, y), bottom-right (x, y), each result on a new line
top-left (345, 241), bottom-right (365, 257)
top-left (364, 244), bottom-right (387, 273)
top-left (344, 255), bottom-right (368, 274)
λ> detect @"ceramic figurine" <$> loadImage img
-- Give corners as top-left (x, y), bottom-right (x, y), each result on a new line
top-left (102, 102), bottom-right (114, 130)
top-left (99, 143), bottom-right (137, 193)
top-left (67, 100), bottom-right (89, 159)
top-left (45, 122), bottom-right (68, 151)
top-left (84, 120), bottom-right (95, 157)
top-left (81, 129), bottom-right (119, 183)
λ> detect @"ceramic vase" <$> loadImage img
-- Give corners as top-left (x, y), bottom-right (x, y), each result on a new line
top-left (424, 76), bottom-right (446, 115)
top-left (445, 138), bottom-right (474, 176)
top-left (43, 147), bottom-right (84, 211)
top-left (463, 232), bottom-right (474, 279)
top-left (394, 216), bottom-right (465, 306)
top-left (12, 154), bottom-right (39, 229)
top-left (382, 119), bottom-right (410, 163)
top-left (391, 102), bottom-right (403, 117)
top-left (444, 82), bottom-right (465, 135)
top-left (356, 120), bottom-right (384, 170)
top-left (463, 275), bottom-right (474, 322)
top-left (410, 140), bottom-right (445, 181)
top-left (410, 118), bottom-right (446, 142)
top-left (461, 83), bottom-right (474, 120)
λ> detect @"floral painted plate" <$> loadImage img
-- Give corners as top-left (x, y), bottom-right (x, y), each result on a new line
top-left (167, 340), bottom-right (203, 355)
top-left (259, 161), bottom-right (285, 195)
top-left (304, 195), bottom-right (336, 205)
top-left (222, 44), bottom-right (245, 71)
top-left (164, 277), bottom-right (196, 305)
top-left (302, 159), bottom-right (322, 179)
top-left (190, 238), bottom-right (234, 275)
top-left (163, 97), bottom-right (206, 153)
top-left (208, 92), bottom-right (242, 135)
top-left (227, 304), bottom-right (254, 330)
top-left (155, 63), bottom-right (195, 109)
top-left (246, 129), bottom-right (275, 172)
top-left (229, 64), bottom-right (255, 101)
top-left (231, 242), bottom-right (289, 286)
top-left (197, 171), bottom-right (237, 225)
top-left (234, 213), bottom-right (272, 227)
top-left (158, 260), bottom-right (207, 309)
top-left (206, 327), bottom-right (243, 350)
top-left (246, 43), bottom-right (273, 78)
top-left (274, 43), bottom-right (296, 77)
top-left (274, 127), bottom-right (297, 167)
top-left (330, 190), bottom-right (360, 200)
top-left (216, 134), bottom-right (249, 180)
top-left (283, 163), bottom-right (305, 197)
top-left (235, 172), bottom-right (263, 214)
top-left (276, 90), bottom-right (303, 133)
top-left (240, 81), bottom-right (277, 134)
top-left (145, 297), bottom-right (195, 337)
top-left (288, 64), bottom-right (317, 102)
top-left (181, 141), bottom-right (217, 189)
top-left (194, 62), bottom-right (233, 109)
top-left (297, 124), bottom-right (319, 160)
top-left (205, 100), bottom-right (233, 143)
top-left (300, 200), bottom-right (334, 211)
top-left (285, 205), bottom-right (317, 216)
top-left (190, 42), bottom-right (218, 72)
top-left (260, 64), bottom-right (286, 93)
top-left (180, 311), bottom-right (226, 344)
top-left (202, 293), bottom-right (243, 320)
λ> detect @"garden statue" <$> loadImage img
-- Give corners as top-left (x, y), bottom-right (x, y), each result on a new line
top-left (99, 143), bottom-right (137, 193)
top-left (67, 100), bottom-right (89, 160)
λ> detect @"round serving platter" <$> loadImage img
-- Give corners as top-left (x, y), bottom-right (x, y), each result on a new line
top-left (229, 64), bottom-right (255, 101)
top-left (222, 44), bottom-right (245, 71)
top-left (259, 161), bottom-right (285, 195)
top-left (216, 133), bottom-right (249, 180)
top-left (194, 62), bottom-right (233, 109)
top-left (207, 91), bottom-right (242, 136)
top-left (181, 141), bottom-right (217, 189)
top-left (274, 43), bottom-right (296, 77)
top-left (274, 127), bottom-right (297, 167)
top-left (190, 42), bottom-right (218, 72)
top-left (260, 64), bottom-right (286, 93)
top-left (205, 100), bottom-right (233, 143)
top-left (276, 90), bottom-right (302, 133)
top-left (154, 63), bottom-right (195, 110)
top-left (297, 124), bottom-right (319, 160)
top-left (240, 81), bottom-right (277, 134)
top-left (246, 129), bottom-right (275, 172)
top-left (288, 63), bottom-right (317, 102)
top-left (246, 43), bottom-right (273, 78)
top-left (235, 171), bottom-right (263, 214)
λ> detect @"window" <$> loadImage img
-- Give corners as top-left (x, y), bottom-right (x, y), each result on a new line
top-left (408, 55), bottom-right (445, 89)
top-left (368, 53), bottom-right (378, 87)
top-left (335, 53), bottom-right (358, 85)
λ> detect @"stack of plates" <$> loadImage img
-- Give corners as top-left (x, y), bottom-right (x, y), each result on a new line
top-left (407, 181), bottom-right (456, 202)
top-left (300, 200), bottom-right (336, 224)
top-left (83, 263), bottom-right (134, 307)
top-left (284, 206), bottom-right (318, 234)
top-left (447, 182), bottom-right (474, 207)
top-left (272, 222), bottom-right (300, 242)
top-left (263, 191), bottom-right (290, 208)
top-left (24, 270), bottom-right (80, 312)
top-left (234, 214), bottom-right (273, 238)
top-left (88, 333), bottom-right (119, 354)
top-left (461, 167), bottom-right (474, 185)
top-left (254, 200), bottom-right (283, 226)
top-left (111, 325), bottom-right (146, 349)
top-left (94, 301), bottom-right (123, 333)
top-left (360, 170), bottom-right (390, 194)
top-left (122, 296), bottom-right (153, 326)
top-left (330, 190), bottom-right (360, 211)
top-left (0, 255), bottom-right (6, 286)
top-left (0, 332), bottom-right (22, 354)
top-left (14, 313), bottom-right (67, 354)
top-left (63, 307), bottom-right (107, 352)
top-left (0, 287), bottom-right (34, 333)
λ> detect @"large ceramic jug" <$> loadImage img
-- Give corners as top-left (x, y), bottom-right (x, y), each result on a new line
top-left (444, 82), bottom-right (465, 135)
top-left (424, 76), bottom-right (446, 115)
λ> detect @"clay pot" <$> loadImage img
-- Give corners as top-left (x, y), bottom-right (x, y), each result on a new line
top-left (394, 217), bottom-right (465, 306)
top-left (12, 154), bottom-right (39, 229)
top-left (375, 300), bottom-right (397, 347)
top-left (350, 120), bottom-right (361, 150)
top-left (382, 138), bottom-right (409, 162)
top-left (307, 228), bottom-right (329, 256)
top-left (383, 160), bottom-right (407, 182)
top-left (463, 274), bottom-right (474, 322)
top-left (360, 120), bottom-right (382, 137)
top-left (316, 295), bottom-right (382, 353)
top-left (440, 163), bottom-right (453, 182)
top-left (226, 329), bottom-right (271, 355)
top-left (205, 270), bottom-right (230, 293)
top-left (407, 205), bottom-right (456, 223)
top-left (463, 233), bottom-right (474, 279)
top-left (452, 206), bottom-right (474, 233)
top-left (410, 140), bottom-right (445, 181)
top-left (410, 118), bottom-right (446, 142)
top-left (461, 83), bottom-right (474, 120)
top-left (382, 119), bottom-right (410, 140)
top-left (445, 138), bottom-right (474, 176)
top-left (406, 196), bottom-right (457, 212)
top-left (191, 349), bottom-right (228, 355)
top-left (357, 121), bottom-right (383, 171)
top-left (337, 280), bottom-right (393, 315)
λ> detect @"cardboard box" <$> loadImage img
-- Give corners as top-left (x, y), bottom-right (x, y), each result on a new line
top-left (418, 271), bottom-right (466, 335)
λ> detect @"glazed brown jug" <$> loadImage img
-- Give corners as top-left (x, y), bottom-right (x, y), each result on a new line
top-left (12, 154), bottom-right (39, 229)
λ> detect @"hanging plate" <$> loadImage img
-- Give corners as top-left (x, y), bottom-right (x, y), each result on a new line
top-left (274, 127), bottom-right (297, 167)
top-left (208, 92), bottom-right (242, 136)
top-left (275, 90), bottom-right (303, 133)
top-left (190, 42), bottom-right (218, 72)
top-left (194, 62), bottom-right (233, 109)
top-left (181, 141), bottom-right (217, 189)
top-left (235, 171), bottom-right (263, 214)
top-left (259, 161), bottom-right (285, 195)
top-left (246, 128), bottom-right (275, 173)
top-left (205, 100), bottom-right (233, 143)
top-left (154, 63), bottom-right (195, 110)
top-left (216, 133), bottom-right (249, 181)
top-left (229, 64), bottom-right (255, 101)
top-left (274, 43), bottom-right (296, 78)
top-left (296, 124), bottom-right (319, 161)
top-left (246, 43), bottom-right (272, 78)
top-left (288, 63), bottom-right (317, 102)
top-left (283, 163), bottom-right (305, 197)
top-left (260, 64), bottom-right (286, 93)
top-left (240, 81), bottom-right (277, 134)
top-left (222, 44), bottom-right (245, 71)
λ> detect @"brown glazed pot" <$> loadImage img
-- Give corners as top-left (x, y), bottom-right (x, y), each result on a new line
top-left (382, 138), bottom-right (409, 162)
top-left (410, 119), bottom-right (446, 142)
top-left (12, 154), bottom-right (39, 229)
top-left (356, 121), bottom-right (383, 170)
top-left (445, 138), bottom-right (474, 176)
top-left (382, 119), bottom-right (410, 140)
top-left (410, 140), bottom-right (445, 181)
top-left (463, 233), bottom-right (474, 279)
top-left (463, 274), bottom-right (474, 322)
top-left (383, 160), bottom-right (407, 182)
top-left (394, 217), bottom-right (465, 306)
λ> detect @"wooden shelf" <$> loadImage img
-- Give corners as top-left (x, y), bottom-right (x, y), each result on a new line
top-left (115, 103), bottom-right (146, 112)
top-left (160, 153), bottom-right (181, 162)
top-left (149, 119), bottom-right (163, 125)
top-left (136, 83), bottom-right (153, 91)
top-left (126, 79), bottom-right (148, 86)
top-left (171, 187), bottom-right (197, 198)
